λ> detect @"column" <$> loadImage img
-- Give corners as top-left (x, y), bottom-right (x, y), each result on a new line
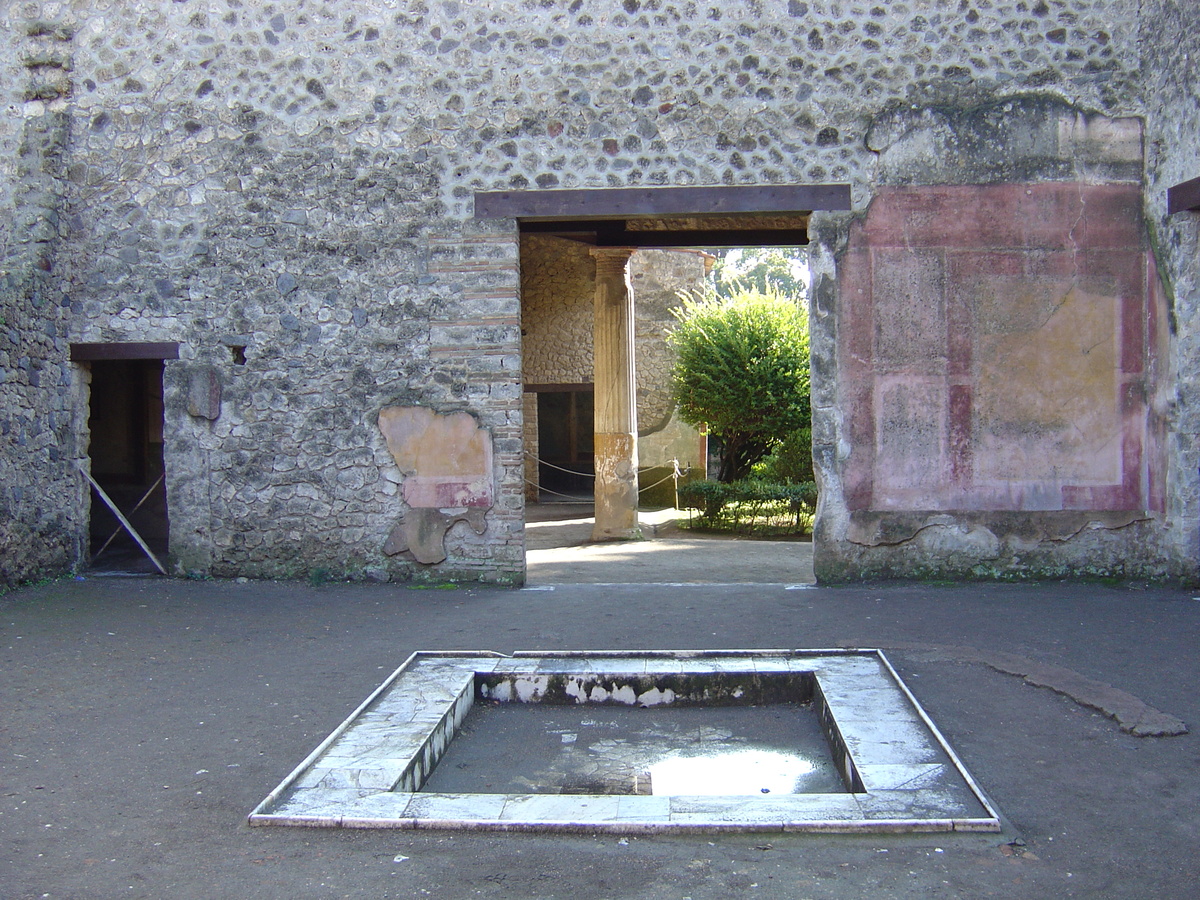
top-left (590, 247), bottom-right (640, 541)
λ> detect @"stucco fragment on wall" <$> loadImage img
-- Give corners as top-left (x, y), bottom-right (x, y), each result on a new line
top-left (378, 406), bottom-right (493, 565)
top-left (382, 507), bottom-right (488, 566)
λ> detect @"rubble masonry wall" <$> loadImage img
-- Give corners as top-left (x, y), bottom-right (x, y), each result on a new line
top-left (5, 0), bottom-right (1194, 583)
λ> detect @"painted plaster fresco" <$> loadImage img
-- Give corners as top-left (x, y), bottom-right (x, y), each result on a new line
top-left (378, 406), bottom-right (493, 565)
top-left (839, 183), bottom-right (1163, 515)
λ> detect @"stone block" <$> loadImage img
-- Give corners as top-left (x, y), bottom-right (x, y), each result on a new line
top-left (187, 367), bottom-right (222, 420)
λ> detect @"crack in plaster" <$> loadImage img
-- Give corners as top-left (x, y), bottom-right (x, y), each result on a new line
top-left (847, 510), bottom-right (1150, 550)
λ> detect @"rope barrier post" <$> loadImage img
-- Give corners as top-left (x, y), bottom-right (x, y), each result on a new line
top-left (672, 458), bottom-right (681, 511)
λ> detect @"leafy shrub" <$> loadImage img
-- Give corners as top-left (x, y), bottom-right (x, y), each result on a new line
top-left (677, 478), bottom-right (818, 536)
top-left (669, 288), bottom-right (810, 482)
top-left (751, 426), bottom-right (814, 484)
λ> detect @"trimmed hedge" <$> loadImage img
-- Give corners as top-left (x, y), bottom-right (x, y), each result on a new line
top-left (677, 478), bottom-right (818, 535)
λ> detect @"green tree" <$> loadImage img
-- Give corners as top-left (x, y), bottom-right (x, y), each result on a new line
top-left (668, 288), bottom-right (811, 483)
top-left (711, 247), bottom-right (808, 301)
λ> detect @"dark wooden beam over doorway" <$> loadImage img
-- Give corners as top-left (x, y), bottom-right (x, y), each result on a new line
top-left (520, 223), bottom-right (809, 249)
top-left (70, 342), bottom-right (180, 362)
top-left (474, 183), bottom-right (850, 248)
top-left (475, 184), bottom-right (852, 220)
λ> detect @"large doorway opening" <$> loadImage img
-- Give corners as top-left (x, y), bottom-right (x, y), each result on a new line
top-left (519, 242), bottom-right (818, 585)
top-left (84, 356), bottom-right (169, 574)
top-left (483, 185), bottom-right (852, 584)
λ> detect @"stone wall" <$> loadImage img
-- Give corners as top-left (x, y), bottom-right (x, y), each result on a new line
top-left (0, 13), bottom-right (83, 589)
top-left (519, 234), bottom-right (593, 502)
top-left (0, 13), bottom-right (24, 225)
top-left (46, 2), bottom-right (531, 583)
top-left (629, 249), bottom-right (710, 505)
top-left (1143, 0), bottom-right (1200, 582)
top-left (630, 249), bottom-right (710, 435)
top-left (2, 0), bottom-right (1193, 584)
top-left (33, 0), bottom-right (1137, 223)
top-left (519, 235), bottom-right (594, 386)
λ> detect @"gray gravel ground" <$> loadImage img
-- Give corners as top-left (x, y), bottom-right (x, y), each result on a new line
top-left (2, 574), bottom-right (1198, 899)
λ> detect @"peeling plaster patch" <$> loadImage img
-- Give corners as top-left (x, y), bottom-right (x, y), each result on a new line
top-left (383, 508), bottom-right (487, 565)
top-left (846, 510), bottom-right (1149, 549)
top-left (866, 98), bottom-right (1144, 186)
top-left (186, 367), bottom-right (222, 420)
top-left (378, 407), bottom-right (494, 565)
top-left (379, 407), bottom-right (494, 509)
top-left (1056, 113), bottom-right (1144, 167)
top-left (912, 523), bottom-right (1002, 561)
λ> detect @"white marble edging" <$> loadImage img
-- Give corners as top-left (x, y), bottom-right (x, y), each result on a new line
top-left (249, 650), bottom-right (1001, 833)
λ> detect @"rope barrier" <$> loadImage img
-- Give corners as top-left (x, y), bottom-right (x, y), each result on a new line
top-left (523, 450), bottom-right (692, 498)
top-left (524, 451), bottom-right (595, 479)
top-left (521, 477), bottom-right (594, 501)
top-left (637, 469), bottom-right (681, 493)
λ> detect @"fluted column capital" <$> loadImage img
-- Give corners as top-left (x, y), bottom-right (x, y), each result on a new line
top-left (590, 246), bottom-right (636, 279)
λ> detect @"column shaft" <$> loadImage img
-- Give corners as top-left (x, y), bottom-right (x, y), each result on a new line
top-left (590, 247), bottom-right (640, 541)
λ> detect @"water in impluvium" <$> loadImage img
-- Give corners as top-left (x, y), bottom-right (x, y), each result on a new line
top-left (420, 702), bottom-right (846, 796)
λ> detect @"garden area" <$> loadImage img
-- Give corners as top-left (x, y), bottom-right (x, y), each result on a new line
top-left (668, 248), bottom-right (817, 538)
top-left (676, 477), bottom-right (817, 537)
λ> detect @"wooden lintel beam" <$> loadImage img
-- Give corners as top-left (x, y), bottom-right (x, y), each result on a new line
top-left (476, 184), bottom-right (851, 219)
top-left (520, 220), bottom-right (617, 234)
top-left (1168, 176), bottom-right (1200, 215)
top-left (70, 342), bottom-right (180, 361)
top-left (526, 221), bottom-right (809, 248)
top-left (523, 383), bottom-right (595, 393)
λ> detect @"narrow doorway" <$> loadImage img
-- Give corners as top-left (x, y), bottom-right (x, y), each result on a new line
top-left (86, 358), bottom-right (168, 573)
top-left (536, 388), bottom-right (595, 499)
